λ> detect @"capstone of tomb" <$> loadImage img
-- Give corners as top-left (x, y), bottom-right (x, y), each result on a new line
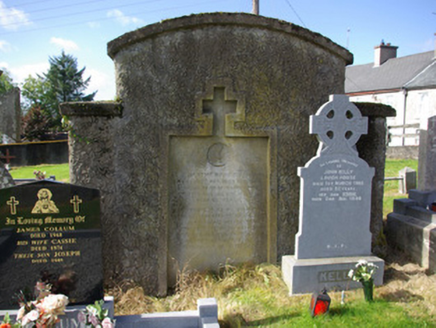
top-left (0, 180), bottom-right (103, 309)
top-left (60, 13), bottom-right (392, 295)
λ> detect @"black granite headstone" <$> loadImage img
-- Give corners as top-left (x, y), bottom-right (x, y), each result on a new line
top-left (0, 180), bottom-right (103, 309)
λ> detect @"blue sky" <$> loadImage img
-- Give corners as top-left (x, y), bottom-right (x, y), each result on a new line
top-left (0, 0), bottom-right (435, 100)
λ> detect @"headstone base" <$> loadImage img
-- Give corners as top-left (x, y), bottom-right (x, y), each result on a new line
top-left (387, 213), bottom-right (436, 273)
top-left (282, 255), bottom-right (384, 295)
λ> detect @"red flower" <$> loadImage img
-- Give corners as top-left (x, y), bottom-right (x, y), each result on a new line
top-left (0, 323), bottom-right (11, 328)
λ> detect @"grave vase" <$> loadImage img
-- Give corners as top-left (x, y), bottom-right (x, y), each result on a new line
top-left (361, 278), bottom-right (374, 302)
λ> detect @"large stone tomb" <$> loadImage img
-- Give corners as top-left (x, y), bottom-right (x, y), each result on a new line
top-left (282, 95), bottom-right (384, 294)
top-left (59, 13), bottom-right (394, 295)
top-left (0, 181), bottom-right (103, 309)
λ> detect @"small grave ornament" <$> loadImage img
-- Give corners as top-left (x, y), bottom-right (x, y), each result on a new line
top-left (309, 289), bottom-right (331, 317)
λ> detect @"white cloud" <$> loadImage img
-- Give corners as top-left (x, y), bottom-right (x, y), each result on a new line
top-left (0, 40), bottom-right (12, 52)
top-left (50, 37), bottom-right (79, 51)
top-left (8, 62), bottom-right (50, 85)
top-left (87, 68), bottom-right (116, 101)
top-left (0, 1), bottom-right (31, 30)
top-left (107, 9), bottom-right (142, 26)
top-left (87, 21), bottom-right (101, 29)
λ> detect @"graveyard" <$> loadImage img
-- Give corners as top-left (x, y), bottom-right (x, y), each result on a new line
top-left (1, 11), bottom-right (436, 328)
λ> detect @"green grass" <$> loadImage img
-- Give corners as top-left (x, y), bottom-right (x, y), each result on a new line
top-left (8, 163), bottom-right (70, 182)
top-left (383, 159), bottom-right (418, 218)
top-left (111, 263), bottom-right (436, 327)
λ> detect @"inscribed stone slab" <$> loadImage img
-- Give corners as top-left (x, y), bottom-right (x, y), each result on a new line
top-left (0, 181), bottom-right (103, 309)
top-left (295, 95), bottom-right (374, 259)
top-left (167, 84), bottom-right (272, 284)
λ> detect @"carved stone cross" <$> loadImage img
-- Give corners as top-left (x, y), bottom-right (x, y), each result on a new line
top-left (310, 95), bottom-right (367, 155)
top-left (202, 87), bottom-right (237, 137)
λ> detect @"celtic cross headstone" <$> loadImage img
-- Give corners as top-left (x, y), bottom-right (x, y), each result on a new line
top-left (282, 95), bottom-right (384, 294)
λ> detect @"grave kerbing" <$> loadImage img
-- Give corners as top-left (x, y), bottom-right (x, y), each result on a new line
top-left (282, 95), bottom-right (384, 294)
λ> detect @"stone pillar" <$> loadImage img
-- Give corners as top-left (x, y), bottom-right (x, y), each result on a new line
top-left (355, 102), bottom-right (396, 253)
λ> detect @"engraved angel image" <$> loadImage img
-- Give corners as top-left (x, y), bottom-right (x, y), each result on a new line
top-left (31, 188), bottom-right (60, 214)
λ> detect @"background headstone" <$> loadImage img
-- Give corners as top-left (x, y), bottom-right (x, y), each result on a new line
top-left (0, 88), bottom-right (21, 143)
top-left (282, 95), bottom-right (384, 294)
top-left (399, 167), bottom-right (416, 194)
top-left (418, 115), bottom-right (436, 191)
top-left (0, 180), bottom-right (103, 309)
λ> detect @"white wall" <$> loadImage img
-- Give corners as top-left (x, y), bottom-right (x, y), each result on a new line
top-left (349, 88), bottom-right (436, 146)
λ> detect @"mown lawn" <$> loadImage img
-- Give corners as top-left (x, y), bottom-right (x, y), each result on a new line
top-left (383, 159), bottom-right (418, 218)
top-left (8, 163), bottom-right (70, 182)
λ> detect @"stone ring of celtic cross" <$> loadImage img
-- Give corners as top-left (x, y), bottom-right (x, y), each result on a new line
top-left (207, 142), bottom-right (228, 167)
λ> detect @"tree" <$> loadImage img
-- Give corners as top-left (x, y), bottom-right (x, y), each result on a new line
top-left (21, 75), bottom-right (54, 114)
top-left (21, 51), bottom-right (97, 131)
top-left (44, 51), bottom-right (96, 104)
top-left (0, 69), bottom-right (15, 94)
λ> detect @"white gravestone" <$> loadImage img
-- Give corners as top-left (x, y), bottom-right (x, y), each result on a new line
top-left (418, 115), bottom-right (436, 191)
top-left (282, 95), bottom-right (384, 294)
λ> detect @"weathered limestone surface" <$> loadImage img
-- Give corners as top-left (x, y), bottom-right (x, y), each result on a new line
top-left (61, 13), bottom-right (391, 295)
top-left (0, 88), bottom-right (21, 142)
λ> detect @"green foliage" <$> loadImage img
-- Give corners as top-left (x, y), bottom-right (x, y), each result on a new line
top-left (21, 51), bottom-right (97, 133)
top-left (21, 75), bottom-right (55, 114)
top-left (21, 106), bottom-right (53, 141)
top-left (0, 69), bottom-right (16, 94)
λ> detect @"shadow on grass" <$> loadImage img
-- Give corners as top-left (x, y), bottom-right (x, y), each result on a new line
top-left (383, 266), bottom-right (412, 283)
top-left (220, 312), bottom-right (300, 327)
top-left (244, 313), bottom-right (300, 326)
top-left (379, 289), bottom-right (424, 303)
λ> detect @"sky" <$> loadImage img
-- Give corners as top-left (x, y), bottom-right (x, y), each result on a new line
top-left (0, 0), bottom-right (435, 101)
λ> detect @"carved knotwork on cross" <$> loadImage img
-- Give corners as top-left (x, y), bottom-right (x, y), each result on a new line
top-left (310, 95), bottom-right (367, 156)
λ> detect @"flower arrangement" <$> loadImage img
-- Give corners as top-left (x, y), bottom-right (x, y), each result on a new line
top-left (78, 300), bottom-right (115, 328)
top-left (16, 282), bottom-right (69, 328)
top-left (348, 260), bottom-right (378, 282)
top-left (348, 260), bottom-right (379, 302)
top-left (33, 171), bottom-right (46, 180)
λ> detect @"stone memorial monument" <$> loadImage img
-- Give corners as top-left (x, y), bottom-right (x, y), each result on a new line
top-left (0, 87), bottom-right (21, 143)
top-left (0, 181), bottom-right (103, 309)
top-left (60, 13), bottom-right (393, 295)
top-left (418, 115), bottom-right (436, 191)
top-left (282, 95), bottom-right (384, 294)
top-left (387, 115), bottom-right (436, 273)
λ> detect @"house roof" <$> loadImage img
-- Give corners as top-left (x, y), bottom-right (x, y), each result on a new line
top-left (345, 50), bottom-right (435, 94)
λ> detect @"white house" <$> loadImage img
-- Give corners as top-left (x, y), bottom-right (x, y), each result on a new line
top-left (345, 42), bottom-right (436, 146)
